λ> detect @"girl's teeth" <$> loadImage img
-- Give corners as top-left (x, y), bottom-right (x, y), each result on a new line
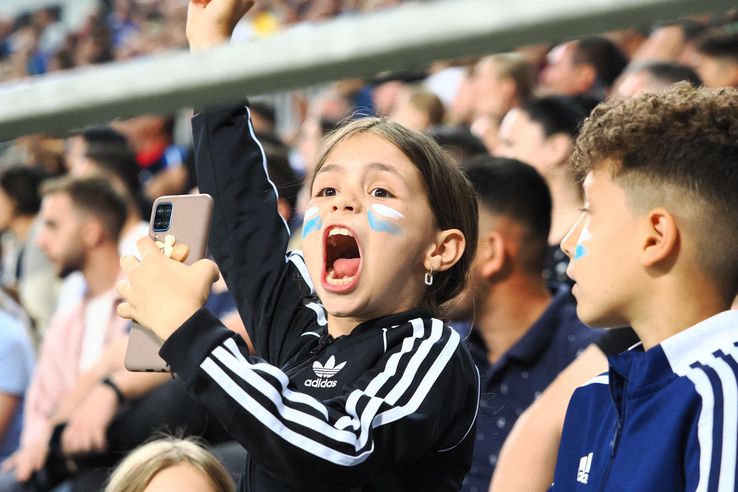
top-left (326, 269), bottom-right (355, 285)
top-left (328, 227), bottom-right (353, 237)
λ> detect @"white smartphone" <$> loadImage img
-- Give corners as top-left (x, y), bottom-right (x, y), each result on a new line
top-left (124, 193), bottom-right (214, 372)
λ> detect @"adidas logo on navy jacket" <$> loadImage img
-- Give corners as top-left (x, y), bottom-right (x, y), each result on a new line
top-left (551, 310), bottom-right (738, 491)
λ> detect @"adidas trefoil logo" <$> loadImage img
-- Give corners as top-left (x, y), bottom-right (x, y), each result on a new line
top-left (577, 452), bottom-right (593, 484)
top-left (304, 356), bottom-right (346, 388)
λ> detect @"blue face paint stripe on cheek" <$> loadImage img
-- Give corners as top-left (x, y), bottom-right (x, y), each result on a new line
top-left (367, 210), bottom-right (402, 236)
top-left (302, 215), bottom-right (322, 240)
top-left (574, 244), bottom-right (588, 260)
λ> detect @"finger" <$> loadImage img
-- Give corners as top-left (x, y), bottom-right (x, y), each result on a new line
top-left (120, 255), bottom-right (140, 274)
top-left (194, 259), bottom-right (221, 284)
top-left (117, 301), bottom-right (134, 320)
top-left (115, 279), bottom-right (131, 301)
top-left (61, 428), bottom-right (72, 454)
top-left (137, 235), bottom-right (162, 260)
top-left (92, 429), bottom-right (107, 452)
top-left (15, 461), bottom-right (31, 482)
top-left (0, 455), bottom-right (15, 472)
top-left (171, 244), bottom-right (190, 263)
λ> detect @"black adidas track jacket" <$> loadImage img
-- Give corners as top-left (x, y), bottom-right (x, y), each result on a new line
top-left (159, 104), bottom-right (480, 491)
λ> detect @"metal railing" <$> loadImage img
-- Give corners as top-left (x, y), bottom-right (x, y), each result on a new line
top-left (0, 0), bottom-right (732, 139)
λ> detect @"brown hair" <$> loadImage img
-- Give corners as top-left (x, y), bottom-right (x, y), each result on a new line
top-left (105, 437), bottom-right (235, 492)
top-left (407, 89), bottom-right (446, 126)
top-left (486, 53), bottom-right (535, 100)
top-left (41, 176), bottom-right (127, 242)
top-left (312, 118), bottom-right (479, 318)
top-left (572, 82), bottom-right (738, 299)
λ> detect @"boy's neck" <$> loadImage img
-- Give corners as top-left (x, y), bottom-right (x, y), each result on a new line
top-left (630, 278), bottom-right (730, 350)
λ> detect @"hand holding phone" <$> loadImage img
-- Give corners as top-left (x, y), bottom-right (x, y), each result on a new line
top-left (121, 194), bottom-right (215, 372)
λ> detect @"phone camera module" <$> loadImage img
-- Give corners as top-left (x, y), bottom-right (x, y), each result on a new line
top-left (153, 203), bottom-right (172, 231)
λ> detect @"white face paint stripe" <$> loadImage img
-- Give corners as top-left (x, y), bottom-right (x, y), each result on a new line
top-left (579, 224), bottom-right (593, 243)
top-left (304, 206), bottom-right (319, 220)
top-left (371, 204), bottom-right (404, 220)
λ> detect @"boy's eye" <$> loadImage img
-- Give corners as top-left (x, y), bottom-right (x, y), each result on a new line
top-left (316, 187), bottom-right (337, 197)
top-left (370, 188), bottom-right (393, 198)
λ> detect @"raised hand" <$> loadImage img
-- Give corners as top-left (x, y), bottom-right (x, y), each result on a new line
top-left (186, 0), bottom-right (255, 51)
top-left (116, 236), bottom-right (220, 342)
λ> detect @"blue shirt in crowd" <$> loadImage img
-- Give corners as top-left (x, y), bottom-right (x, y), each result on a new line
top-left (459, 285), bottom-right (601, 492)
top-left (0, 310), bottom-right (35, 462)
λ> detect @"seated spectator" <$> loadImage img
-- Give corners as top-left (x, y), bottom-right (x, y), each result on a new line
top-left (104, 437), bottom-right (235, 492)
top-left (693, 30), bottom-right (738, 88)
top-left (541, 36), bottom-right (628, 98)
top-left (65, 126), bottom-right (150, 256)
top-left (390, 87), bottom-right (445, 131)
top-left (469, 53), bottom-right (534, 152)
top-left (613, 60), bottom-right (702, 99)
top-left (0, 166), bottom-right (57, 335)
top-left (0, 177), bottom-right (129, 490)
top-left (429, 126), bottom-right (488, 165)
top-left (450, 156), bottom-right (600, 492)
top-left (497, 95), bottom-right (597, 284)
top-left (0, 301), bottom-right (35, 463)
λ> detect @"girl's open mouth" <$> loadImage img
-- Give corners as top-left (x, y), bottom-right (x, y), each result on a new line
top-left (322, 225), bottom-right (362, 292)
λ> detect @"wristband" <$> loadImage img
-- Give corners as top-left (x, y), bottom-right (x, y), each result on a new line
top-left (101, 377), bottom-right (126, 404)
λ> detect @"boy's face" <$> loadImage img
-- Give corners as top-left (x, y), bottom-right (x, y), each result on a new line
top-left (303, 133), bottom-right (437, 325)
top-left (561, 170), bottom-right (642, 328)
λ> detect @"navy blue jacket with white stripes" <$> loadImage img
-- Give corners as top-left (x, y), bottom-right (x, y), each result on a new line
top-left (551, 310), bottom-right (738, 491)
top-left (159, 104), bottom-right (480, 491)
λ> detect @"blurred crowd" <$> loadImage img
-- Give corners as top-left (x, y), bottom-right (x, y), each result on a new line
top-left (0, 2), bottom-right (737, 491)
top-left (0, 0), bottom-right (412, 82)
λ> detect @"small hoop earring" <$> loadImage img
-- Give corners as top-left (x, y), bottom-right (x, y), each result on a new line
top-left (424, 268), bottom-right (434, 286)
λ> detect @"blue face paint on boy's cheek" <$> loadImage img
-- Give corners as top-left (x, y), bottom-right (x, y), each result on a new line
top-left (367, 210), bottom-right (402, 236)
top-left (573, 225), bottom-right (592, 261)
top-left (302, 207), bottom-right (322, 240)
top-left (574, 244), bottom-right (588, 260)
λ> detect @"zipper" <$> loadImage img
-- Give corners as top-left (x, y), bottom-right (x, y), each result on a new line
top-left (599, 384), bottom-right (627, 491)
top-left (283, 334), bottom-right (335, 377)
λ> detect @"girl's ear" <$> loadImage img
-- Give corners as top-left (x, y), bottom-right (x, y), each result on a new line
top-left (425, 228), bottom-right (465, 273)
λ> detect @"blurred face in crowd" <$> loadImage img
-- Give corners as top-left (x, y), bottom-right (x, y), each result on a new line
top-left (36, 192), bottom-right (87, 278)
top-left (497, 108), bottom-right (569, 177)
top-left (693, 55), bottom-right (738, 88)
top-left (472, 58), bottom-right (515, 119)
top-left (65, 135), bottom-right (94, 176)
top-left (560, 171), bottom-right (640, 328)
top-left (540, 42), bottom-right (580, 95)
top-left (0, 187), bottom-right (16, 231)
top-left (143, 463), bottom-right (218, 492)
top-left (613, 70), bottom-right (654, 99)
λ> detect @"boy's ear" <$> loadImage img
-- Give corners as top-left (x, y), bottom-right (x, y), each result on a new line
top-left (641, 208), bottom-right (679, 268)
top-left (425, 228), bottom-right (465, 273)
top-left (476, 230), bottom-right (506, 279)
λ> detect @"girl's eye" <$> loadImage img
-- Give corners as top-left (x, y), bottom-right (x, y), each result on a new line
top-left (370, 188), bottom-right (393, 198)
top-left (316, 187), bottom-right (337, 197)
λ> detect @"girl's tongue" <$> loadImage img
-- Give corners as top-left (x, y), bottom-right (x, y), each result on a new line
top-left (332, 258), bottom-right (361, 279)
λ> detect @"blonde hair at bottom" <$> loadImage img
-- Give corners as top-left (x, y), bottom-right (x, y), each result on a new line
top-left (104, 436), bottom-right (235, 492)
